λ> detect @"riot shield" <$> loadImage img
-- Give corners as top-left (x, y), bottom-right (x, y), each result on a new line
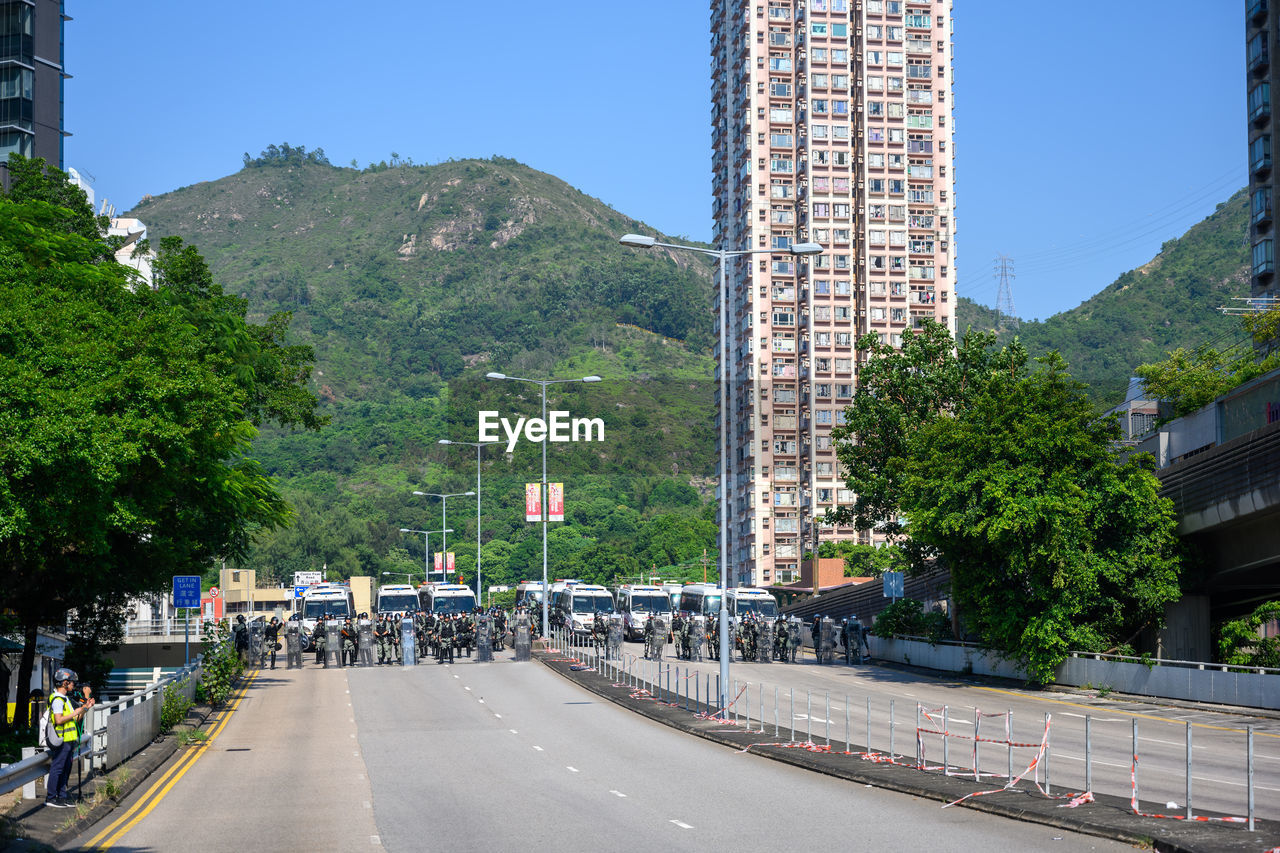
top-left (818, 617), bottom-right (836, 664)
top-left (788, 620), bottom-right (802, 662)
top-left (285, 622), bottom-right (302, 669)
top-left (607, 615), bottom-right (623, 661)
top-left (758, 620), bottom-right (773, 663)
top-left (690, 617), bottom-right (705, 662)
top-left (514, 613), bottom-right (531, 662)
top-left (249, 620), bottom-right (265, 666)
top-left (476, 616), bottom-right (494, 662)
top-left (400, 617), bottom-right (416, 667)
top-left (649, 616), bottom-right (667, 660)
top-left (325, 620), bottom-right (342, 668)
top-left (357, 619), bottom-right (374, 667)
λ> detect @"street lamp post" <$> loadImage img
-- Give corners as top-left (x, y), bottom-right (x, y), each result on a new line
top-left (438, 439), bottom-right (498, 607)
top-left (619, 233), bottom-right (822, 719)
top-left (397, 527), bottom-right (454, 584)
top-left (411, 493), bottom-right (474, 583)
top-left (485, 372), bottom-right (602, 639)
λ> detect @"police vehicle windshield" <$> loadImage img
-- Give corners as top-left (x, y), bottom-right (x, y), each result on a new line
top-left (572, 594), bottom-right (614, 614)
top-left (629, 594), bottom-right (669, 613)
top-left (377, 594), bottom-right (418, 613)
top-left (735, 598), bottom-right (779, 618)
top-left (304, 599), bottom-right (350, 619)
top-left (432, 596), bottom-right (475, 615)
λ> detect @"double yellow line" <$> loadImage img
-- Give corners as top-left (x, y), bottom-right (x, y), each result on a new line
top-left (85, 669), bottom-right (261, 850)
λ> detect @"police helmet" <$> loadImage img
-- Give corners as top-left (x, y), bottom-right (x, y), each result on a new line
top-left (53, 667), bottom-right (78, 685)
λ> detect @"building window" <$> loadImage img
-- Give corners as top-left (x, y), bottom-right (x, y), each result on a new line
top-left (1251, 135), bottom-right (1271, 174)
top-left (1254, 238), bottom-right (1275, 276)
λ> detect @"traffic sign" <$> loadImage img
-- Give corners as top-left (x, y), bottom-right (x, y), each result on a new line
top-left (172, 575), bottom-right (201, 609)
top-left (294, 585), bottom-right (308, 599)
top-left (883, 571), bottom-right (904, 600)
top-left (209, 586), bottom-right (219, 598)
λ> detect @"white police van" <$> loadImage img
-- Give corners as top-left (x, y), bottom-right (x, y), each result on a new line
top-left (726, 587), bottom-right (780, 620)
top-left (376, 584), bottom-right (420, 616)
top-left (418, 583), bottom-right (478, 615)
top-left (677, 583), bottom-right (723, 622)
top-left (552, 583), bottom-right (614, 638)
top-left (300, 583), bottom-right (354, 648)
top-left (615, 584), bottom-right (672, 640)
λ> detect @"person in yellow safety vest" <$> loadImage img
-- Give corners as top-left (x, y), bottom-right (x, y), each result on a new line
top-left (45, 667), bottom-right (94, 808)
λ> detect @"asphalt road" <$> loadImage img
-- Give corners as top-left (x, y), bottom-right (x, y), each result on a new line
top-left (589, 635), bottom-right (1280, 822)
top-left (71, 653), bottom-right (1132, 852)
top-left (347, 653), bottom-right (1129, 852)
top-left (70, 666), bottom-right (381, 852)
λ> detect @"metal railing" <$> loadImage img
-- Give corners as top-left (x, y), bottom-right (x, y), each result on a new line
top-left (1069, 650), bottom-right (1280, 676)
top-left (546, 624), bottom-right (1266, 832)
top-left (121, 615), bottom-right (212, 638)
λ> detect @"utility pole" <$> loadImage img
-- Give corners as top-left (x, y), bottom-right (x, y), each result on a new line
top-left (994, 254), bottom-right (1017, 332)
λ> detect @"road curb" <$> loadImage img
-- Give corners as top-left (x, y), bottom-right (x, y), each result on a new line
top-left (2, 670), bottom-right (257, 852)
top-left (536, 650), bottom-right (1280, 853)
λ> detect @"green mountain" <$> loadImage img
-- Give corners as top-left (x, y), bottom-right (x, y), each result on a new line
top-left (130, 149), bottom-right (721, 587)
top-left (957, 189), bottom-right (1250, 404)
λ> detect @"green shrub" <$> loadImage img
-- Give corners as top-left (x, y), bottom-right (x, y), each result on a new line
top-left (871, 597), bottom-right (952, 644)
top-left (1217, 600), bottom-right (1280, 669)
top-left (160, 678), bottom-right (194, 732)
top-left (199, 620), bottom-right (244, 706)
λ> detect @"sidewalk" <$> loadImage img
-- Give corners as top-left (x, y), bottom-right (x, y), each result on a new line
top-left (537, 647), bottom-right (1280, 853)
top-left (1, 702), bottom-right (215, 851)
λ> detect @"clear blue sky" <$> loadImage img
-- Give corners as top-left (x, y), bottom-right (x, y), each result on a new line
top-left (65, 2), bottom-right (1245, 323)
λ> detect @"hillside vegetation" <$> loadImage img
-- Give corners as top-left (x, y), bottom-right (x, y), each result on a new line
top-left (131, 149), bottom-right (721, 586)
top-left (958, 189), bottom-right (1249, 404)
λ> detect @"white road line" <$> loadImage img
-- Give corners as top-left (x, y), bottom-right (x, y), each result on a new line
top-left (1060, 712), bottom-right (1125, 722)
top-left (610, 790), bottom-right (627, 798)
top-left (1049, 753), bottom-right (1130, 769)
top-left (464, 686), bottom-right (472, 691)
top-left (1189, 777), bottom-right (1280, 792)
top-left (479, 699), bottom-right (485, 704)
top-left (494, 714), bottom-right (502, 719)
top-left (670, 820), bottom-right (694, 829)
top-left (1141, 737), bottom-right (1203, 748)
top-left (510, 729), bottom-right (518, 734)
top-left (567, 766), bottom-right (579, 773)
top-left (370, 836), bottom-right (380, 845)
top-left (533, 746), bottom-right (544, 751)
top-left (453, 674), bottom-right (460, 679)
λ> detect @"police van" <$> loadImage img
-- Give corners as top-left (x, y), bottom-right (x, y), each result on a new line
top-left (615, 584), bottom-right (672, 641)
top-left (300, 584), bottom-right (355, 647)
top-left (661, 582), bottom-right (684, 612)
top-left (375, 584), bottom-right (420, 616)
top-left (515, 580), bottom-right (545, 609)
top-left (677, 583), bottom-right (723, 622)
top-left (726, 587), bottom-right (780, 620)
top-left (552, 583), bottom-right (614, 637)
top-left (418, 583), bottom-right (478, 615)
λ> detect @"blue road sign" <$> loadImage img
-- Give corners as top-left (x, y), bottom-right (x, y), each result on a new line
top-left (294, 585), bottom-right (308, 599)
top-left (172, 575), bottom-right (202, 609)
top-left (883, 571), bottom-right (904, 599)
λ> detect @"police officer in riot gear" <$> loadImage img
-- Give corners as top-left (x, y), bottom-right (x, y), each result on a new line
top-left (262, 617), bottom-right (281, 669)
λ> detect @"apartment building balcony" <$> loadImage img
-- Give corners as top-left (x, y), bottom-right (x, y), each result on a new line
top-left (1250, 0), bottom-right (1269, 26)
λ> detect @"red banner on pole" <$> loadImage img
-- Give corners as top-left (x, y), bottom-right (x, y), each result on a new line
top-left (446, 552), bottom-right (455, 571)
top-left (525, 482), bottom-right (541, 522)
top-left (548, 482), bottom-right (564, 522)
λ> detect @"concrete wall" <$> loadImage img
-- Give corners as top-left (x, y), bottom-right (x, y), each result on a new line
top-left (869, 636), bottom-right (1280, 710)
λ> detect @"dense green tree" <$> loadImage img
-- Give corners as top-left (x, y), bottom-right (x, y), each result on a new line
top-left (0, 156), bottom-right (320, 726)
top-left (833, 320), bottom-right (1183, 683)
top-left (1135, 307), bottom-right (1280, 418)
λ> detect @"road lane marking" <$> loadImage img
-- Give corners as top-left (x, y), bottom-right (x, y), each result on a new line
top-left (670, 820), bottom-right (694, 829)
top-left (479, 699), bottom-right (485, 704)
top-left (510, 729), bottom-right (518, 734)
top-left (85, 669), bottom-right (261, 850)
top-left (464, 686), bottom-right (471, 691)
top-left (494, 713), bottom-right (502, 718)
top-left (567, 766), bottom-right (579, 772)
top-left (965, 684), bottom-right (1280, 739)
top-left (610, 790), bottom-right (627, 798)
top-left (533, 746), bottom-right (544, 751)
top-left (371, 836), bottom-right (380, 845)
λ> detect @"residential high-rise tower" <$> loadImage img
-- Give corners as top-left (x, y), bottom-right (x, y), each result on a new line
top-left (711, 0), bottom-right (956, 586)
top-left (1247, 0), bottom-right (1278, 301)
